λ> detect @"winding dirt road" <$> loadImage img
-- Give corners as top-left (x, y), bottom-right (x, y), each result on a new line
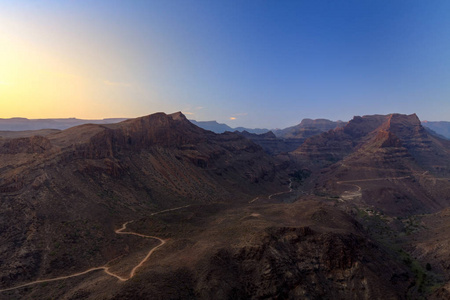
top-left (268, 179), bottom-right (293, 199)
top-left (249, 179), bottom-right (293, 203)
top-left (0, 205), bottom-right (190, 293)
top-left (150, 204), bottom-right (191, 216)
top-left (336, 176), bottom-right (411, 201)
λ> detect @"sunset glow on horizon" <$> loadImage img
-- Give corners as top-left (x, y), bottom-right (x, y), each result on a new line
top-left (1, 1), bottom-right (450, 127)
top-left (0, 9), bottom-right (151, 120)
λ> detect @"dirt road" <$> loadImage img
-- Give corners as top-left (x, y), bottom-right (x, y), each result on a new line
top-left (0, 205), bottom-right (190, 293)
top-left (336, 176), bottom-right (411, 201)
top-left (249, 179), bottom-right (293, 203)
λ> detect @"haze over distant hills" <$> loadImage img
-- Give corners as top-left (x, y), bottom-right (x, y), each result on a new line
top-left (189, 120), bottom-right (270, 134)
top-left (2, 116), bottom-right (450, 140)
top-left (422, 121), bottom-right (450, 139)
top-left (0, 117), bottom-right (127, 131)
top-left (272, 118), bottom-right (346, 139)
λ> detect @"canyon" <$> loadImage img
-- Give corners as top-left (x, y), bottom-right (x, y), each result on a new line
top-left (1, 112), bottom-right (449, 299)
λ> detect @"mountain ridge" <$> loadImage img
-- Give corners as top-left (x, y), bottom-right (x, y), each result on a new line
top-left (0, 112), bottom-right (290, 294)
top-left (2, 111), bottom-right (450, 299)
top-left (292, 113), bottom-right (450, 216)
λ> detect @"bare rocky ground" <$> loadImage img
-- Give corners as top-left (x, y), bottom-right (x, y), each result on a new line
top-left (0, 201), bottom-right (417, 299)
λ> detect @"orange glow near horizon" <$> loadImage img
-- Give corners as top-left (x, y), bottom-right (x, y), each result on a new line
top-left (0, 25), bottom-right (143, 120)
top-left (0, 32), bottom-right (95, 118)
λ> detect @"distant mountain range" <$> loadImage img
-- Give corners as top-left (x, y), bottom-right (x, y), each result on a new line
top-left (2, 116), bottom-right (449, 140)
top-left (422, 121), bottom-right (450, 139)
top-left (0, 117), bottom-right (127, 131)
top-left (189, 120), bottom-right (270, 134)
top-left (272, 118), bottom-right (346, 139)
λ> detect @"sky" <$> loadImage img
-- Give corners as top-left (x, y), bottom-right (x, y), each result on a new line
top-left (1, 0), bottom-right (450, 128)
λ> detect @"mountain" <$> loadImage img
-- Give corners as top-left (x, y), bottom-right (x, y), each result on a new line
top-left (189, 120), bottom-right (269, 134)
top-left (291, 113), bottom-right (450, 216)
top-left (422, 121), bottom-right (450, 139)
top-left (0, 112), bottom-right (288, 295)
top-left (0, 117), bottom-right (127, 131)
top-left (233, 126), bottom-right (269, 135)
top-left (1, 111), bottom-right (449, 299)
top-left (232, 118), bottom-right (347, 156)
top-left (273, 118), bottom-right (345, 139)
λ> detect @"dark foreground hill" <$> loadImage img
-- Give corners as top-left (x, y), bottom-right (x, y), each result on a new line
top-left (2, 200), bottom-right (417, 300)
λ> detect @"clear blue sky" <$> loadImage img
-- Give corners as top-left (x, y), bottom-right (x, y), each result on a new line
top-left (1, 0), bottom-right (450, 128)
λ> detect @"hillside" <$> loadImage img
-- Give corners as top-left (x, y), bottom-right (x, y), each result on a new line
top-left (0, 112), bottom-right (289, 295)
top-left (292, 113), bottom-right (450, 216)
top-left (1, 112), bottom-right (450, 299)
